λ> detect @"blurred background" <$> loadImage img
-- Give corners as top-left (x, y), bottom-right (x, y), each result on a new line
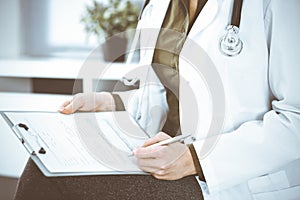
top-left (1, 0), bottom-right (142, 58)
top-left (0, 0), bottom-right (142, 199)
top-left (2, 0), bottom-right (102, 59)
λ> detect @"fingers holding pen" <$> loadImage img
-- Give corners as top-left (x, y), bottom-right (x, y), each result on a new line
top-left (135, 145), bottom-right (181, 180)
top-left (141, 132), bottom-right (171, 147)
top-left (135, 145), bottom-right (171, 174)
top-left (134, 145), bottom-right (167, 159)
top-left (134, 132), bottom-right (171, 159)
top-left (134, 132), bottom-right (195, 180)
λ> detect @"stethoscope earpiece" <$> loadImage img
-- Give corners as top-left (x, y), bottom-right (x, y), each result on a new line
top-left (219, 25), bottom-right (243, 57)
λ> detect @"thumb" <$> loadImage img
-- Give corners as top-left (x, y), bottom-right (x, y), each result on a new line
top-left (59, 94), bottom-right (83, 114)
top-left (60, 101), bottom-right (76, 114)
top-left (142, 132), bottom-right (171, 147)
top-left (58, 100), bottom-right (73, 114)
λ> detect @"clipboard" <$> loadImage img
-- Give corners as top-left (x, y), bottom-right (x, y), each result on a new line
top-left (1, 111), bottom-right (150, 177)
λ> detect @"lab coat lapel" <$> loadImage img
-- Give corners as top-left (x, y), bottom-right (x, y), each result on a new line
top-left (189, 0), bottom-right (220, 38)
top-left (139, 0), bottom-right (171, 65)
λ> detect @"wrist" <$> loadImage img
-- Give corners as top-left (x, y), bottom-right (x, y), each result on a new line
top-left (185, 148), bottom-right (198, 176)
top-left (96, 92), bottom-right (116, 111)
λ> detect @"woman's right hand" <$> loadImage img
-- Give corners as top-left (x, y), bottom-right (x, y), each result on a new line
top-left (58, 92), bottom-right (116, 114)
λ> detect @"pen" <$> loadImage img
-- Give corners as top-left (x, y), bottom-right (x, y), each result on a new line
top-left (129, 134), bottom-right (192, 156)
top-left (145, 134), bottom-right (192, 149)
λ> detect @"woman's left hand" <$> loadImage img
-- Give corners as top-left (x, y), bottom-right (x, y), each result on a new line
top-left (134, 132), bottom-right (197, 180)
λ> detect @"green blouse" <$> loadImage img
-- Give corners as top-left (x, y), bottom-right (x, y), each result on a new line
top-left (152, 0), bottom-right (203, 136)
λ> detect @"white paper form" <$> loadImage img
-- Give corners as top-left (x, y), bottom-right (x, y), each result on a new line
top-left (4, 111), bottom-right (149, 175)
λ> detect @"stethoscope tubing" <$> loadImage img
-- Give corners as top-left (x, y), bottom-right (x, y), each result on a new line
top-left (231, 0), bottom-right (243, 28)
top-left (125, 0), bottom-right (244, 131)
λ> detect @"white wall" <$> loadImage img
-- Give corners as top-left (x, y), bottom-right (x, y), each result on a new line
top-left (0, 0), bottom-right (20, 58)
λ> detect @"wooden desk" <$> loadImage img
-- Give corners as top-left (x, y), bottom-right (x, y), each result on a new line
top-left (0, 92), bottom-right (71, 178)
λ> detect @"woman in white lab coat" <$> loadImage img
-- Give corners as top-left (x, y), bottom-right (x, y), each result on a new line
top-left (129, 0), bottom-right (300, 199)
top-left (15, 0), bottom-right (300, 199)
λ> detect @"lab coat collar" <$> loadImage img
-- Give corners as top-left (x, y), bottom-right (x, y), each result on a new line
top-left (189, 0), bottom-right (221, 38)
top-left (139, 0), bottom-right (221, 64)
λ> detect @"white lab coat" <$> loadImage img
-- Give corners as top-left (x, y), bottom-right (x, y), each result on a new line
top-left (120, 0), bottom-right (300, 199)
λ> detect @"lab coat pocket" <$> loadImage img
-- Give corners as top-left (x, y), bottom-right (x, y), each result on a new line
top-left (252, 185), bottom-right (300, 200)
top-left (249, 159), bottom-right (300, 200)
top-left (248, 171), bottom-right (290, 194)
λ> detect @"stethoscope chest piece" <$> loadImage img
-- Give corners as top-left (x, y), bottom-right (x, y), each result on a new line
top-left (219, 25), bottom-right (243, 56)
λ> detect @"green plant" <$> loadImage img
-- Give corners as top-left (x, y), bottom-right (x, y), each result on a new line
top-left (81, 0), bottom-right (140, 39)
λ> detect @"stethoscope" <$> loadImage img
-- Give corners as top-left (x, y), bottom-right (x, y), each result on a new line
top-left (219, 0), bottom-right (244, 56)
top-left (127, 0), bottom-right (244, 62)
top-left (124, 0), bottom-right (244, 122)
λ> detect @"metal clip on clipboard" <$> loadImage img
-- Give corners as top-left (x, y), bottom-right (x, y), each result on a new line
top-left (12, 123), bottom-right (46, 156)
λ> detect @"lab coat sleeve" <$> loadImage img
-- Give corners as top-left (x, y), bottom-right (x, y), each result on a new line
top-left (111, 94), bottom-right (126, 111)
top-left (192, 0), bottom-right (300, 193)
top-left (113, 68), bottom-right (169, 137)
